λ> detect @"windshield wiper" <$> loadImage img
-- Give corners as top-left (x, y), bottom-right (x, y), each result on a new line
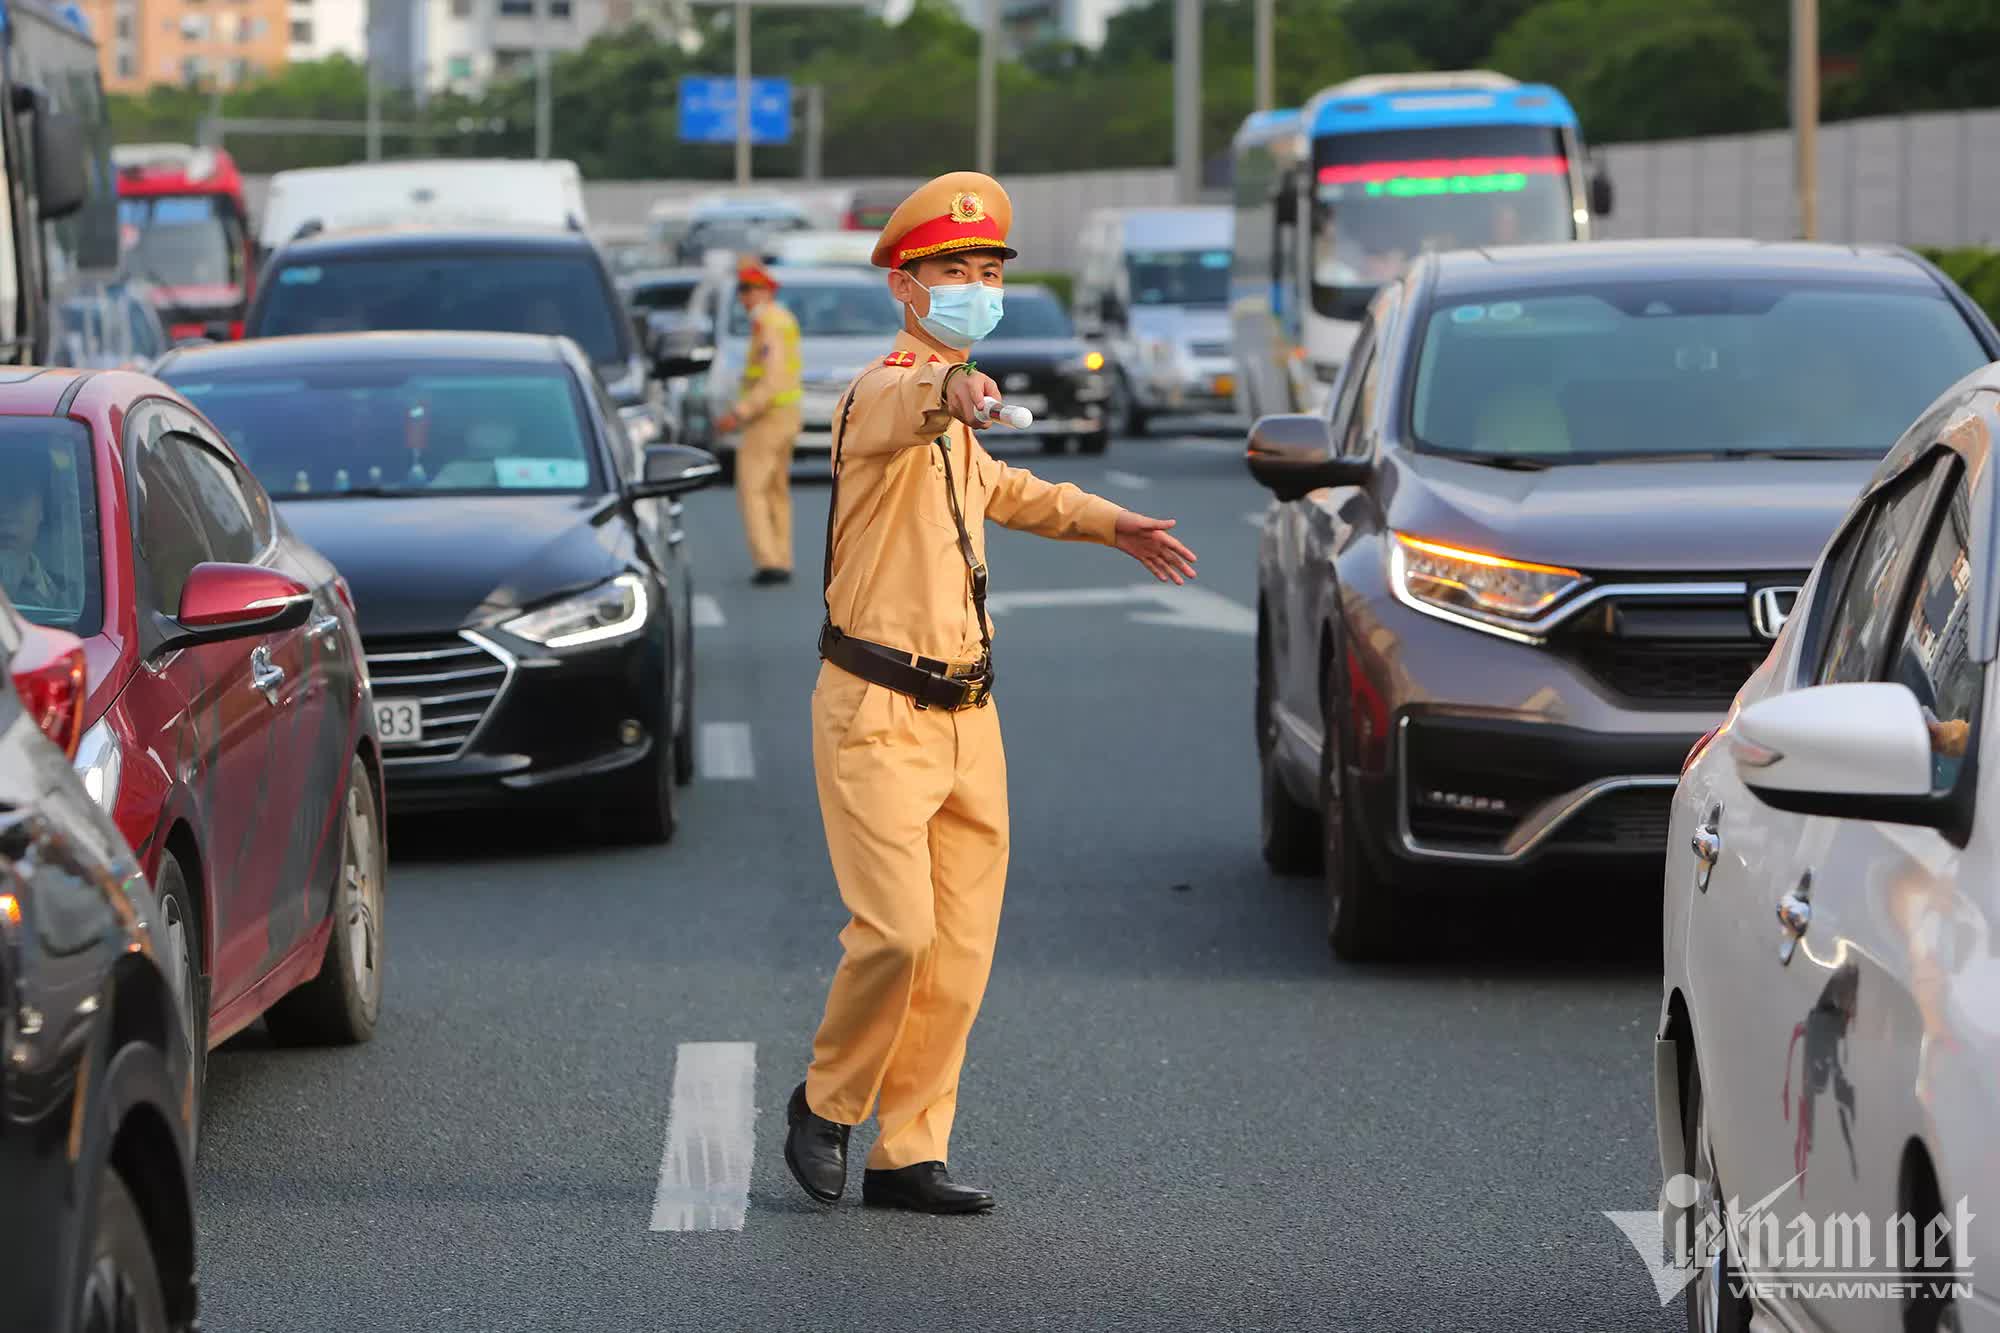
top-left (1442, 451), bottom-right (1552, 471)
top-left (1574, 447), bottom-right (1870, 464)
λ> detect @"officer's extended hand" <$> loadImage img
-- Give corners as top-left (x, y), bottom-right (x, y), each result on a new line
top-left (944, 369), bottom-right (1004, 428)
top-left (1114, 512), bottom-right (1197, 585)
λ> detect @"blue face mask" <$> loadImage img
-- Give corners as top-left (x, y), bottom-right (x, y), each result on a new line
top-left (910, 279), bottom-right (1004, 346)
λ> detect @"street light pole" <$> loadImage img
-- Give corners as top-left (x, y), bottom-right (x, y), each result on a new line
top-left (977, 0), bottom-right (996, 175)
top-left (1173, 0), bottom-right (1200, 202)
top-left (1791, 0), bottom-right (1818, 239)
top-left (1253, 0), bottom-right (1272, 113)
top-left (734, 0), bottom-right (752, 185)
top-left (365, 28), bottom-right (383, 161)
top-left (533, 0), bottom-right (553, 159)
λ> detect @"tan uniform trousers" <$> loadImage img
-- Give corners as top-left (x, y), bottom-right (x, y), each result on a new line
top-left (804, 659), bottom-right (1008, 1169)
top-left (736, 404), bottom-right (800, 572)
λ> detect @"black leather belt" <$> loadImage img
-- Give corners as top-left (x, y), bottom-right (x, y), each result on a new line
top-left (819, 623), bottom-right (993, 711)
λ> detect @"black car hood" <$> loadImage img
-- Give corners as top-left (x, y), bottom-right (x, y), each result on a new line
top-left (279, 494), bottom-right (628, 636)
top-left (1385, 452), bottom-right (1878, 573)
top-left (974, 338), bottom-right (1083, 369)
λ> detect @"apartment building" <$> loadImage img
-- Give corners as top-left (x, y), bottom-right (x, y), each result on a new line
top-left (423, 0), bottom-right (618, 92)
top-left (81, 0), bottom-right (293, 92)
top-left (287, 0), bottom-right (368, 64)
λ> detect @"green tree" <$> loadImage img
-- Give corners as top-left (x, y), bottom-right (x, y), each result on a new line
top-left (1491, 0), bottom-right (1783, 142)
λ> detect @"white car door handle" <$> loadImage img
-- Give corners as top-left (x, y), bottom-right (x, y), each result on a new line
top-left (1776, 874), bottom-right (1812, 965)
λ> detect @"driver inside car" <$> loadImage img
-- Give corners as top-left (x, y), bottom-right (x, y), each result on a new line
top-left (0, 449), bottom-right (71, 609)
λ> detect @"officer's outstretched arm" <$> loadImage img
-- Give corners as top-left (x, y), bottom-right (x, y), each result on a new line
top-left (973, 442), bottom-right (1122, 545)
top-left (842, 361), bottom-right (963, 457)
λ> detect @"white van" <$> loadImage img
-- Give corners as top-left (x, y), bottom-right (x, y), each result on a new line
top-left (258, 158), bottom-right (589, 252)
top-left (1074, 206), bottom-right (1235, 436)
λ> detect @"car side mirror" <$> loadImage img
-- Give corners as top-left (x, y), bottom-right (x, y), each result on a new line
top-left (1732, 682), bottom-right (1956, 828)
top-left (1245, 413), bottom-right (1371, 500)
top-left (31, 104), bottom-right (87, 220)
top-left (631, 444), bottom-right (721, 500)
top-left (161, 562), bottom-right (314, 654)
top-left (1590, 170), bottom-right (1615, 218)
top-left (652, 327), bottom-right (715, 380)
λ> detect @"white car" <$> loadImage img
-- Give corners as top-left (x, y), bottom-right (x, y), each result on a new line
top-left (1658, 365), bottom-right (2000, 1333)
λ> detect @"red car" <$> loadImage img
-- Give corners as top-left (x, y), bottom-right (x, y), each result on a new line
top-left (0, 366), bottom-right (386, 1116)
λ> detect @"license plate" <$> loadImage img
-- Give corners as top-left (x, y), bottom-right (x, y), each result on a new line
top-left (375, 698), bottom-right (423, 743)
top-left (1212, 374), bottom-right (1236, 398)
top-left (1005, 393), bottom-right (1048, 416)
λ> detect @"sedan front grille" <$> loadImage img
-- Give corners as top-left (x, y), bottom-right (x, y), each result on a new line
top-left (364, 633), bottom-right (511, 763)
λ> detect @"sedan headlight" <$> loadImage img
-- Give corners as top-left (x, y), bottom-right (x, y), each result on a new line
top-left (72, 719), bottom-right (123, 813)
top-left (1388, 532), bottom-right (1585, 640)
top-left (620, 405), bottom-right (662, 447)
top-left (501, 574), bottom-right (650, 648)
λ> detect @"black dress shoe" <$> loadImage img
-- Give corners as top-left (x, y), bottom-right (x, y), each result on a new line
top-left (751, 568), bottom-right (793, 586)
top-left (861, 1162), bottom-right (994, 1214)
top-left (784, 1082), bottom-right (851, 1203)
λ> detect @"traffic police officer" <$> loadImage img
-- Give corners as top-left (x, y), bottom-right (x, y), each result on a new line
top-left (717, 258), bottom-right (803, 584)
top-left (784, 172), bottom-right (1198, 1213)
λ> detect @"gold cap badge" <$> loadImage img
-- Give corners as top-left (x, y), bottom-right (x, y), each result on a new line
top-left (949, 191), bottom-right (987, 224)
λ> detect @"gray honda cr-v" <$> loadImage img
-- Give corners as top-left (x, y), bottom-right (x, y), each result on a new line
top-left (1248, 240), bottom-right (2000, 959)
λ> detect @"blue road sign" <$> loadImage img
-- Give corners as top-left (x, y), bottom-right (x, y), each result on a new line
top-left (678, 77), bottom-right (793, 146)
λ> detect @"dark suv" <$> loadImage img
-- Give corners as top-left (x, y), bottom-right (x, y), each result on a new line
top-left (1248, 240), bottom-right (2000, 959)
top-left (244, 225), bottom-right (674, 448)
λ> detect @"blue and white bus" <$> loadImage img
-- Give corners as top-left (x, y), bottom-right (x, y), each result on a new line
top-left (1230, 71), bottom-right (1612, 418)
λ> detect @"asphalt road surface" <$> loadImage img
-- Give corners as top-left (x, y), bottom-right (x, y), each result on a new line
top-left (195, 424), bottom-right (1681, 1333)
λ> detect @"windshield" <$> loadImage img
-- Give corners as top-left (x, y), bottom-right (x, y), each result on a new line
top-left (119, 194), bottom-right (245, 288)
top-left (0, 420), bottom-right (101, 635)
top-left (256, 254), bottom-right (630, 366)
top-left (164, 363), bottom-right (601, 500)
top-left (1312, 125), bottom-right (1576, 321)
top-left (1126, 250), bottom-right (1230, 306)
top-left (728, 283), bottom-right (902, 338)
top-left (1409, 281), bottom-right (1991, 464)
top-left (988, 291), bottom-right (1074, 339)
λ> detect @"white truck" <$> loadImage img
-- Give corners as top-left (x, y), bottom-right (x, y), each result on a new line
top-left (257, 158), bottom-right (589, 253)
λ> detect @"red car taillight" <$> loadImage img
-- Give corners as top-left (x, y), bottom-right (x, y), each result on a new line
top-left (1682, 724), bottom-right (1722, 777)
top-left (228, 320), bottom-right (245, 340)
top-left (11, 624), bottom-right (87, 759)
top-left (169, 322), bottom-right (207, 341)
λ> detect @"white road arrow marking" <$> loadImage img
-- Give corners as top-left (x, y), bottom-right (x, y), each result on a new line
top-left (986, 584), bottom-right (1254, 635)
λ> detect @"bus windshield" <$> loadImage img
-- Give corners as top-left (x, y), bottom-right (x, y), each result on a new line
top-left (1311, 125), bottom-right (1575, 320)
top-left (119, 194), bottom-right (246, 288)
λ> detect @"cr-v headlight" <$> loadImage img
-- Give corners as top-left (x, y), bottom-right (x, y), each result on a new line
top-left (501, 573), bottom-right (650, 648)
top-left (1389, 531), bottom-right (1585, 640)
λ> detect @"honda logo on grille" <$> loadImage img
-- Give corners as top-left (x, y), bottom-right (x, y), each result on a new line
top-left (1750, 586), bottom-right (1801, 640)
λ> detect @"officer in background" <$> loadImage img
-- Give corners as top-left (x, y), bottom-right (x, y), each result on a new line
top-left (783, 172), bottom-right (1198, 1214)
top-left (717, 259), bottom-right (802, 585)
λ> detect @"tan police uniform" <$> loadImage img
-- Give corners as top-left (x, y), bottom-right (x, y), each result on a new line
top-left (802, 173), bottom-right (1126, 1170)
top-left (732, 261), bottom-right (803, 575)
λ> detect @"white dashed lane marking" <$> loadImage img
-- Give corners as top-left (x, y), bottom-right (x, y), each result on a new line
top-left (698, 723), bottom-right (756, 780)
top-left (1103, 469), bottom-right (1151, 490)
top-left (693, 593), bottom-right (726, 628)
top-left (650, 1041), bottom-right (757, 1232)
